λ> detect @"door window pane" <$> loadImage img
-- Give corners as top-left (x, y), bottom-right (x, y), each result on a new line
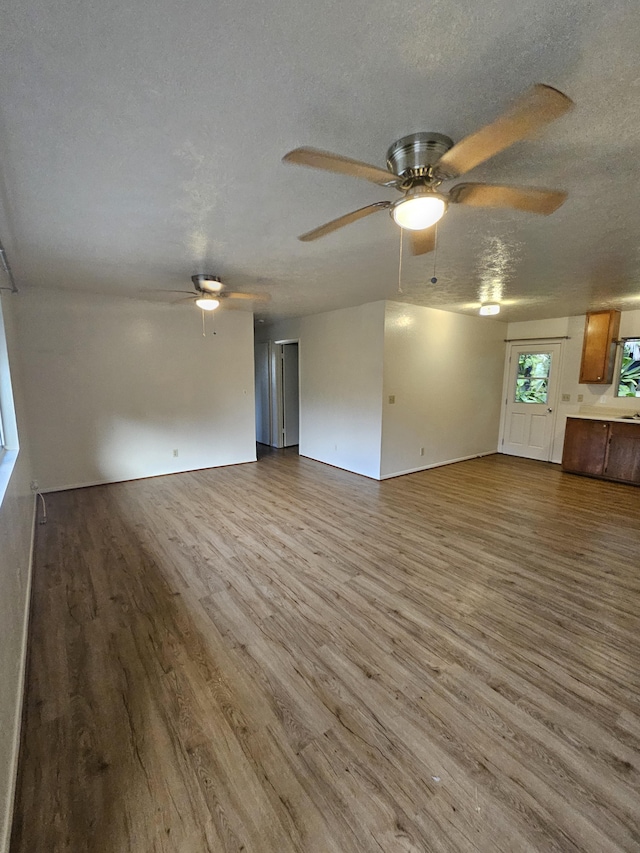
top-left (515, 353), bottom-right (551, 403)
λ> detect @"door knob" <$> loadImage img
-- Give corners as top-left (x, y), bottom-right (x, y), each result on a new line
top-left (547, 407), bottom-right (553, 413)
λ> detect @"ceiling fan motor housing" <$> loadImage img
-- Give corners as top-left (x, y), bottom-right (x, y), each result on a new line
top-left (386, 132), bottom-right (454, 180)
top-left (192, 274), bottom-right (223, 293)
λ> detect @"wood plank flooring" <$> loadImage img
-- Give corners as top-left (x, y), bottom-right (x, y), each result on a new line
top-left (10, 451), bottom-right (640, 852)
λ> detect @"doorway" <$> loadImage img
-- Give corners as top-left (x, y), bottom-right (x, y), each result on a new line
top-left (278, 341), bottom-right (299, 447)
top-left (254, 341), bottom-right (271, 445)
top-left (254, 339), bottom-right (299, 449)
top-left (500, 342), bottom-right (562, 461)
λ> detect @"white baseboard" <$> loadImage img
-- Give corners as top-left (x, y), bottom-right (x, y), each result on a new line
top-left (380, 451), bottom-right (496, 480)
top-left (1, 494), bottom-right (36, 853)
top-left (40, 458), bottom-right (258, 493)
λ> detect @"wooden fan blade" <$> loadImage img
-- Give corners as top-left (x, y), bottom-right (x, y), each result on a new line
top-left (435, 84), bottom-right (574, 179)
top-left (450, 182), bottom-right (567, 215)
top-left (298, 202), bottom-right (391, 242)
top-left (409, 227), bottom-right (436, 256)
top-left (283, 147), bottom-right (400, 188)
top-left (222, 292), bottom-right (271, 302)
top-left (148, 289), bottom-right (195, 295)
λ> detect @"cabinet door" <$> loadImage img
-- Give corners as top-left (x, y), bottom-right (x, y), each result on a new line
top-left (562, 418), bottom-right (609, 475)
top-left (604, 423), bottom-right (640, 484)
top-left (579, 310), bottom-right (621, 384)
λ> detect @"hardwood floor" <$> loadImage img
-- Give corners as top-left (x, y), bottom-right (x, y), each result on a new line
top-left (10, 451), bottom-right (640, 852)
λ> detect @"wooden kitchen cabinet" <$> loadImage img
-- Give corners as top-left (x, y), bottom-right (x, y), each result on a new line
top-left (562, 417), bottom-right (609, 476)
top-left (579, 310), bottom-right (621, 384)
top-left (605, 422), bottom-right (640, 484)
top-left (562, 416), bottom-right (640, 485)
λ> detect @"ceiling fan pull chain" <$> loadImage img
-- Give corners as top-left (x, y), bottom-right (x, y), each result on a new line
top-left (202, 308), bottom-right (206, 337)
top-left (398, 227), bottom-right (404, 293)
top-left (431, 223), bottom-right (438, 284)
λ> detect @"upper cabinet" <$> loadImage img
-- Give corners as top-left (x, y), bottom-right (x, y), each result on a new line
top-left (579, 310), bottom-right (621, 384)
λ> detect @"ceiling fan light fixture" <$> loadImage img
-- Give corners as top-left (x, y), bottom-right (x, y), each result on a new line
top-left (392, 192), bottom-right (447, 231)
top-left (479, 303), bottom-right (501, 316)
top-left (195, 296), bottom-right (220, 311)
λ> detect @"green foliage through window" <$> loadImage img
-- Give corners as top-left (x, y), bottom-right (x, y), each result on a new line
top-left (515, 353), bottom-right (551, 403)
top-left (617, 338), bottom-right (640, 397)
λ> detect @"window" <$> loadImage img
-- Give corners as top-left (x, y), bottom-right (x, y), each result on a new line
top-left (514, 352), bottom-right (552, 403)
top-left (0, 298), bottom-right (20, 505)
top-left (0, 300), bottom-right (15, 457)
top-left (617, 338), bottom-right (640, 397)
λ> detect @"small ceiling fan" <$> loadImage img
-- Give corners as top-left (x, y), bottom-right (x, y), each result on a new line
top-left (283, 84), bottom-right (573, 255)
top-left (164, 275), bottom-right (270, 311)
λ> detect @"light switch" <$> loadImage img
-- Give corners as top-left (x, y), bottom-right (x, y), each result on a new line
top-left (388, 395), bottom-right (395, 404)
top-left (561, 393), bottom-right (571, 402)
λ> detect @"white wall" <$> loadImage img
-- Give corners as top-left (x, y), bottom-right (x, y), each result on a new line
top-left (381, 302), bottom-right (506, 478)
top-left (260, 302), bottom-right (386, 479)
top-left (0, 294), bottom-right (35, 853)
top-left (260, 300), bottom-right (506, 481)
top-left (16, 289), bottom-right (257, 491)
top-left (506, 308), bottom-right (640, 463)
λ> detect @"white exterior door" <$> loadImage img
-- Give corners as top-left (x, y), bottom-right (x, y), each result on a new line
top-left (501, 343), bottom-right (562, 461)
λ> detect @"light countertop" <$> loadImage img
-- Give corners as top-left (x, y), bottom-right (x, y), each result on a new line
top-left (568, 414), bottom-right (640, 425)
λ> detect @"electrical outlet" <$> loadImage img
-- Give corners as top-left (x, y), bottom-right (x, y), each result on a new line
top-left (420, 447), bottom-right (425, 456)
top-left (577, 394), bottom-right (584, 402)
top-left (30, 480), bottom-right (39, 493)
top-left (388, 395), bottom-right (395, 404)
top-left (173, 449), bottom-right (179, 457)
top-left (561, 393), bottom-right (571, 402)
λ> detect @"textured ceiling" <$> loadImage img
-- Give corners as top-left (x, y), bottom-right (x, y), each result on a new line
top-left (1, 0), bottom-right (640, 323)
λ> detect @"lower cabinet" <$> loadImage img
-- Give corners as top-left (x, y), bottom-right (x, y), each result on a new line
top-left (606, 423), bottom-right (640, 484)
top-left (562, 418), bottom-right (609, 476)
top-left (562, 417), bottom-right (640, 485)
